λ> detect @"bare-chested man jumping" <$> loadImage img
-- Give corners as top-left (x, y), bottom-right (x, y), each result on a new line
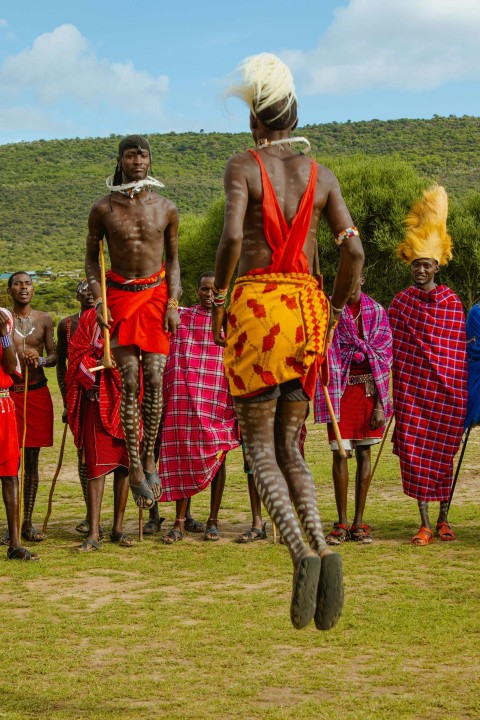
top-left (85, 135), bottom-right (181, 508)
top-left (213, 54), bottom-right (364, 630)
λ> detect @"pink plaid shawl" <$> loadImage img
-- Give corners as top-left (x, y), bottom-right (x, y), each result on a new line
top-left (158, 306), bottom-right (240, 501)
top-left (389, 285), bottom-right (467, 501)
top-left (314, 293), bottom-right (393, 423)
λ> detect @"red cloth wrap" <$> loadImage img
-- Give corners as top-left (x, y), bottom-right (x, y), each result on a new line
top-left (389, 285), bottom-right (467, 501)
top-left (11, 383), bottom-right (53, 448)
top-left (0, 396), bottom-right (20, 476)
top-left (106, 268), bottom-right (170, 354)
top-left (82, 397), bottom-right (128, 480)
top-left (65, 309), bottom-right (125, 450)
top-left (327, 384), bottom-right (383, 442)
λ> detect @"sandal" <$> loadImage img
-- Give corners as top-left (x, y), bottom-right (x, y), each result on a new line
top-left (129, 477), bottom-right (155, 509)
top-left (162, 528), bottom-right (184, 545)
top-left (350, 523), bottom-right (373, 544)
top-left (144, 469), bottom-right (162, 501)
top-left (184, 517), bottom-right (205, 533)
top-left (21, 526), bottom-right (46, 543)
top-left (411, 526), bottom-right (434, 546)
top-left (7, 546), bottom-right (40, 561)
top-left (204, 520), bottom-right (220, 542)
top-left (436, 521), bottom-right (456, 541)
top-left (109, 532), bottom-right (135, 547)
top-left (143, 518), bottom-right (165, 535)
top-left (237, 522), bottom-right (267, 544)
top-left (75, 519), bottom-right (90, 534)
top-left (326, 523), bottom-right (350, 545)
top-left (76, 538), bottom-right (102, 553)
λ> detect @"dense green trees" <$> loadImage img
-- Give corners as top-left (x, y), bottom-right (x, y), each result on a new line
top-left (1, 116), bottom-right (479, 314)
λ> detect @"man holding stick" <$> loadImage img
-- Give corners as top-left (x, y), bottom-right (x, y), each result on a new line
top-left (213, 54), bottom-right (364, 630)
top-left (314, 275), bottom-right (392, 545)
top-left (86, 135), bottom-right (181, 509)
top-left (5, 271), bottom-right (57, 544)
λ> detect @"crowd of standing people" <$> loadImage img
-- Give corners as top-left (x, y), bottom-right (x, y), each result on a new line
top-left (0, 53), bottom-right (474, 632)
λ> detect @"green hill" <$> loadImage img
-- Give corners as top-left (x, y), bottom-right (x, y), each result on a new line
top-left (1, 115), bottom-right (479, 314)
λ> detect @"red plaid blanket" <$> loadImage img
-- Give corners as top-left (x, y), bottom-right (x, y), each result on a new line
top-left (158, 306), bottom-right (240, 501)
top-left (389, 285), bottom-right (467, 501)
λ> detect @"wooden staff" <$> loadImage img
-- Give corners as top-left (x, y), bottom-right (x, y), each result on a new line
top-left (370, 414), bottom-right (394, 483)
top-left (42, 422), bottom-right (69, 533)
top-left (448, 424), bottom-right (471, 512)
top-left (322, 383), bottom-right (346, 458)
top-left (138, 509), bottom-right (143, 542)
top-left (91, 238), bottom-right (113, 372)
top-left (18, 366), bottom-right (28, 535)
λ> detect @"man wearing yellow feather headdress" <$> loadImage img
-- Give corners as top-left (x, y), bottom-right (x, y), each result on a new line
top-left (389, 186), bottom-right (468, 546)
top-left (212, 53), bottom-right (364, 631)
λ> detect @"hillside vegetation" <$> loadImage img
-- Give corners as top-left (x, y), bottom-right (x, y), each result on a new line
top-left (1, 115), bottom-right (479, 314)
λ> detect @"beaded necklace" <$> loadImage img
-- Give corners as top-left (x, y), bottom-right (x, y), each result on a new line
top-left (13, 311), bottom-right (34, 353)
top-left (105, 175), bottom-right (165, 199)
top-left (256, 136), bottom-right (311, 153)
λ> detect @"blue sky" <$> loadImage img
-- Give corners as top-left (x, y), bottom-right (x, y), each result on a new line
top-left (0, 0), bottom-right (479, 144)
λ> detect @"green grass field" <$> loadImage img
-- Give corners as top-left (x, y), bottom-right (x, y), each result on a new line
top-left (0, 370), bottom-right (478, 720)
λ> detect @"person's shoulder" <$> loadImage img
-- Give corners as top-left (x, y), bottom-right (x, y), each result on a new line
top-left (149, 192), bottom-right (178, 215)
top-left (89, 194), bottom-right (111, 215)
top-left (32, 308), bottom-right (53, 323)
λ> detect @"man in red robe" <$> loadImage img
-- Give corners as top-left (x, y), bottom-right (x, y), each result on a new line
top-left (389, 186), bottom-right (468, 545)
top-left (213, 53), bottom-right (364, 631)
top-left (66, 309), bottom-right (134, 551)
top-left (0, 307), bottom-right (39, 560)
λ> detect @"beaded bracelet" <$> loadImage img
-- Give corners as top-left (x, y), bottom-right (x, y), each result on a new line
top-left (167, 298), bottom-right (179, 310)
top-left (93, 297), bottom-right (103, 308)
top-left (331, 303), bottom-right (345, 314)
top-left (0, 335), bottom-right (12, 348)
top-left (38, 356), bottom-right (46, 366)
top-left (335, 226), bottom-right (359, 246)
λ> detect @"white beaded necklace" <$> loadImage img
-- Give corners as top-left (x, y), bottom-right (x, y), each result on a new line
top-left (256, 136), bottom-right (311, 153)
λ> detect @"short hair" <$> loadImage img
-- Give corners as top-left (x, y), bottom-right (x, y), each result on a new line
top-left (113, 135), bottom-right (152, 186)
top-left (8, 271), bottom-right (32, 288)
top-left (227, 53), bottom-right (298, 130)
top-left (197, 271), bottom-right (215, 288)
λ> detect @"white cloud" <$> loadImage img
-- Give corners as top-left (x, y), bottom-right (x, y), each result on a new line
top-left (0, 24), bottom-right (169, 123)
top-left (285, 0), bottom-right (480, 95)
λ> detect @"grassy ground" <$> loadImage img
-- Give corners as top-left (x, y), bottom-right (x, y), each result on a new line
top-left (0, 370), bottom-right (478, 720)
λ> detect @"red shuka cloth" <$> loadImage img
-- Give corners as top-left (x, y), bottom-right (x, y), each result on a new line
top-left (0, 351), bottom-right (20, 475)
top-left (11, 384), bottom-right (53, 448)
top-left (66, 309), bottom-right (127, 479)
top-left (389, 285), bottom-right (467, 501)
top-left (106, 268), bottom-right (170, 354)
top-left (158, 306), bottom-right (240, 501)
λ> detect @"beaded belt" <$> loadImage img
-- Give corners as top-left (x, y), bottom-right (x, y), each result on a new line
top-left (11, 377), bottom-right (48, 393)
top-left (107, 277), bottom-right (162, 292)
top-left (85, 388), bottom-right (100, 401)
top-left (0, 388), bottom-right (10, 398)
top-left (347, 373), bottom-right (376, 397)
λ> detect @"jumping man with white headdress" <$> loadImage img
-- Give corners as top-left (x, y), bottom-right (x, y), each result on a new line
top-left (212, 54), bottom-right (364, 630)
top-left (85, 135), bottom-right (181, 509)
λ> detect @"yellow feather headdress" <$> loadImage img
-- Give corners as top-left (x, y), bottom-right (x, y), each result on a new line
top-left (397, 185), bottom-right (452, 266)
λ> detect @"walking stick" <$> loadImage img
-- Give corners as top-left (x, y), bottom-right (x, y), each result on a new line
top-left (138, 509), bottom-right (143, 542)
top-left (91, 238), bottom-right (113, 372)
top-left (448, 425), bottom-right (471, 512)
top-left (18, 366), bottom-right (28, 536)
top-left (322, 383), bottom-right (346, 458)
top-left (370, 414), bottom-right (394, 483)
top-left (42, 422), bottom-right (69, 533)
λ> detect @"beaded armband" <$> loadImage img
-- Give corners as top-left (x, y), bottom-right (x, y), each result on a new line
top-left (93, 297), bottom-right (103, 309)
top-left (0, 335), bottom-right (12, 348)
top-left (336, 226), bottom-right (359, 246)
